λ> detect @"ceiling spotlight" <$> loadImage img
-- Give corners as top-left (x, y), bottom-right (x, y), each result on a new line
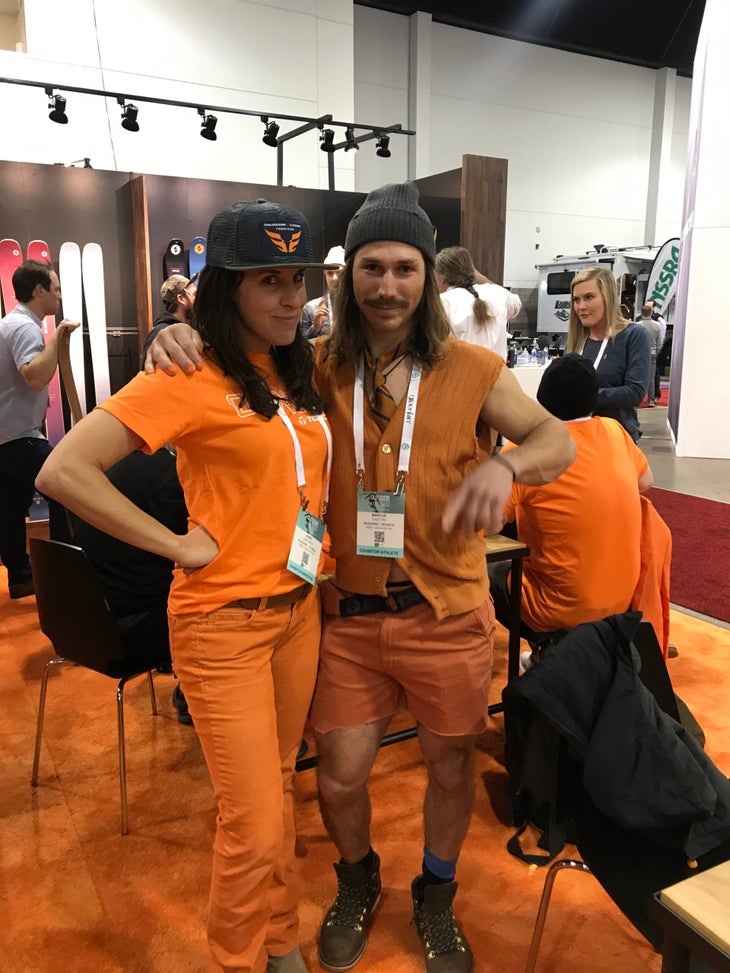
top-left (198, 109), bottom-right (218, 141)
top-left (46, 88), bottom-right (68, 125)
top-left (320, 128), bottom-right (336, 153)
top-left (118, 98), bottom-right (139, 133)
top-left (375, 134), bottom-right (391, 158)
top-left (344, 126), bottom-right (359, 152)
top-left (261, 116), bottom-right (280, 147)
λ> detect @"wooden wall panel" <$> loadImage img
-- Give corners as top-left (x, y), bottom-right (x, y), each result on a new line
top-left (129, 175), bottom-right (152, 357)
top-left (460, 154), bottom-right (508, 285)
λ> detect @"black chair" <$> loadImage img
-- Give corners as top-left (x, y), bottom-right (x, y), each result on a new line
top-left (30, 537), bottom-right (172, 835)
top-left (516, 619), bottom-right (730, 972)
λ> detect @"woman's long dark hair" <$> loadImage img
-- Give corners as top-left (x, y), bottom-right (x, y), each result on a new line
top-left (193, 265), bottom-right (324, 418)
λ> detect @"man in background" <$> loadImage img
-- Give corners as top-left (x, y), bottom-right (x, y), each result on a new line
top-left (0, 260), bottom-right (77, 598)
top-left (71, 447), bottom-right (192, 723)
top-left (490, 354), bottom-right (653, 648)
top-left (300, 245), bottom-right (345, 338)
top-left (638, 298), bottom-right (667, 402)
top-left (141, 274), bottom-right (198, 365)
top-left (639, 304), bottom-right (663, 407)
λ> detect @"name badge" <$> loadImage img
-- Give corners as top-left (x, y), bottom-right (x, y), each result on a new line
top-left (287, 509), bottom-right (326, 584)
top-left (356, 484), bottom-right (405, 558)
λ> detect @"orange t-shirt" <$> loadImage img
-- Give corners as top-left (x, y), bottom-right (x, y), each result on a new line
top-left (99, 353), bottom-right (329, 614)
top-left (504, 416), bottom-right (648, 632)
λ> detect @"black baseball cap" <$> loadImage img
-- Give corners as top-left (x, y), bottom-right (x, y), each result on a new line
top-left (205, 199), bottom-right (340, 271)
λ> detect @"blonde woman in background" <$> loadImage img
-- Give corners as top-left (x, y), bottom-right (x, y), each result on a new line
top-left (436, 246), bottom-right (521, 361)
top-left (567, 265), bottom-right (650, 442)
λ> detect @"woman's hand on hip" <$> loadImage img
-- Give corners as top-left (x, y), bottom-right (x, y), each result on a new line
top-left (175, 525), bottom-right (220, 572)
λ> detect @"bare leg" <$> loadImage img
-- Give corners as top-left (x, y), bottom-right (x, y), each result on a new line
top-left (314, 716), bottom-right (391, 862)
top-left (417, 724), bottom-right (477, 860)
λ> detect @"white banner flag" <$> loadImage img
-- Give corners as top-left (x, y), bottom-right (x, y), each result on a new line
top-left (645, 238), bottom-right (680, 315)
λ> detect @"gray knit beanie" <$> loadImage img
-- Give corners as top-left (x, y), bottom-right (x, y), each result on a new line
top-left (344, 181), bottom-right (436, 264)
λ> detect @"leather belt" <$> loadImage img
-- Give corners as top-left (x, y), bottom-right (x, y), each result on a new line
top-left (222, 583), bottom-right (312, 612)
top-left (339, 586), bottom-right (426, 617)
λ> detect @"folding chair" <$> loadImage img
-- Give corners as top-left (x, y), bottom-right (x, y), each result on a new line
top-left (30, 537), bottom-right (171, 834)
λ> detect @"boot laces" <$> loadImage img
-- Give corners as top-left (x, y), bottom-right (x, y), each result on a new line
top-left (326, 880), bottom-right (375, 931)
top-left (419, 904), bottom-right (467, 958)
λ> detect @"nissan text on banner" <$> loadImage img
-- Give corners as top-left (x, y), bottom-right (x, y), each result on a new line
top-left (646, 238), bottom-right (680, 316)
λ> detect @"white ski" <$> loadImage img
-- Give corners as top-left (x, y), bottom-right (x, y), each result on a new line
top-left (59, 241), bottom-right (86, 416)
top-left (82, 243), bottom-right (111, 404)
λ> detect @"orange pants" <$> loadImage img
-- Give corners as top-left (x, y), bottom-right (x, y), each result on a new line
top-left (168, 590), bottom-right (321, 973)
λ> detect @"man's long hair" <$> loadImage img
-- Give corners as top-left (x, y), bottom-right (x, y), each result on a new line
top-left (193, 266), bottom-right (324, 418)
top-left (435, 246), bottom-right (493, 330)
top-left (325, 257), bottom-right (451, 365)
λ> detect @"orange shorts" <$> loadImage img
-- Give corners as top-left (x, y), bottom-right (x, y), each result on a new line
top-left (309, 591), bottom-right (495, 737)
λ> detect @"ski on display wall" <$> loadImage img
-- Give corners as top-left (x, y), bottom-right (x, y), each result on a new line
top-left (164, 238), bottom-right (187, 278)
top-left (3, 235), bottom-right (114, 435)
top-left (0, 238), bottom-right (22, 316)
top-left (189, 236), bottom-right (207, 278)
top-left (26, 240), bottom-right (65, 444)
top-left (58, 241), bottom-right (86, 417)
top-left (82, 243), bottom-right (111, 405)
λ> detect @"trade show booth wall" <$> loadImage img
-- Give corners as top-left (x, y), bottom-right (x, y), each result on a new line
top-left (0, 154), bottom-right (507, 413)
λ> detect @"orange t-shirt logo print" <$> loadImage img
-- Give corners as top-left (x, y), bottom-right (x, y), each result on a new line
top-left (264, 228), bottom-right (302, 253)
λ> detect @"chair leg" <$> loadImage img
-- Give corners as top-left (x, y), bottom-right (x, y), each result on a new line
top-left (31, 657), bottom-right (74, 786)
top-left (116, 670), bottom-right (160, 834)
top-left (146, 671), bottom-right (158, 716)
top-left (525, 858), bottom-right (593, 973)
top-left (117, 676), bottom-right (130, 836)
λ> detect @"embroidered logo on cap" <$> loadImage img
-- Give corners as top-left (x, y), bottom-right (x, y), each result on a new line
top-left (262, 221), bottom-right (302, 255)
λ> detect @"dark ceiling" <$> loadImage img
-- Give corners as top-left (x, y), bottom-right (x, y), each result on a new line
top-left (357, 1), bottom-right (705, 78)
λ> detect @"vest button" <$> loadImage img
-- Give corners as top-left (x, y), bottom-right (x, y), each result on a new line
top-left (381, 444), bottom-right (392, 454)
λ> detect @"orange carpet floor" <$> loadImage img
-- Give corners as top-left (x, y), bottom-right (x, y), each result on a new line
top-left (2, 570), bottom-right (728, 973)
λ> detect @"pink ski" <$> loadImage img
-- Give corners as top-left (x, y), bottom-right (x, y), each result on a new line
top-left (0, 238), bottom-right (23, 316)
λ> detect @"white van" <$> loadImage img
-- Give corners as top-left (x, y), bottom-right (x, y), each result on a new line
top-left (535, 245), bottom-right (662, 337)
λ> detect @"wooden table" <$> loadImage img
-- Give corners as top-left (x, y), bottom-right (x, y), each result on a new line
top-left (296, 535), bottom-right (531, 770)
top-left (649, 860), bottom-right (730, 972)
top-left (485, 534), bottom-right (530, 685)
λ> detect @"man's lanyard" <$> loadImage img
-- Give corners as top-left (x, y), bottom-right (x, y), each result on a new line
top-left (581, 336), bottom-right (609, 370)
top-left (276, 405), bottom-right (332, 517)
top-left (353, 356), bottom-right (422, 493)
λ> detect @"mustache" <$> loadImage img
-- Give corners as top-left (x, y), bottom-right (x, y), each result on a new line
top-left (363, 297), bottom-right (409, 309)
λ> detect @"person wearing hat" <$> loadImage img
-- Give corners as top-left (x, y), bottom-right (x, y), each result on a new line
top-left (300, 244), bottom-right (346, 339)
top-left (140, 273), bottom-right (198, 366)
top-left (489, 353), bottom-right (654, 649)
top-left (36, 199), bottom-right (338, 973)
top-left (143, 181), bottom-right (575, 973)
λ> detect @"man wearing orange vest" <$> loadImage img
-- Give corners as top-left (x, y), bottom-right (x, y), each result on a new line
top-left (145, 182), bottom-right (575, 973)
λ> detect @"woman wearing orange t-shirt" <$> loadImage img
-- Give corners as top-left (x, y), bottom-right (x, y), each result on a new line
top-left (37, 201), bottom-right (338, 973)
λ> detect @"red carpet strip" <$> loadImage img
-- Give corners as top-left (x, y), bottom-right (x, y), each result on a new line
top-left (646, 486), bottom-right (730, 623)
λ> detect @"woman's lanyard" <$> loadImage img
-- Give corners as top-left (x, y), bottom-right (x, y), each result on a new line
top-left (276, 405), bottom-right (332, 582)
top-left (351, 357), bottom-right (422, 558)
top-left (581, 336), bottom-right (609, 370)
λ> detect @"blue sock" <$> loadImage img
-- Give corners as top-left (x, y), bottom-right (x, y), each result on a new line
top-left (422, 847), bottom-right (458, 884)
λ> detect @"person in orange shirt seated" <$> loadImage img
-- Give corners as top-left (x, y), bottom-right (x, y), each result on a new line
top-left (489, 353), bottom-right (654, 647)
top-left (36, 199), bottom-right (339, 973)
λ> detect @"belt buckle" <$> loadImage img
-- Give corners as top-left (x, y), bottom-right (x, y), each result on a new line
top-left (386, 592), bottom-right (401, 612)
